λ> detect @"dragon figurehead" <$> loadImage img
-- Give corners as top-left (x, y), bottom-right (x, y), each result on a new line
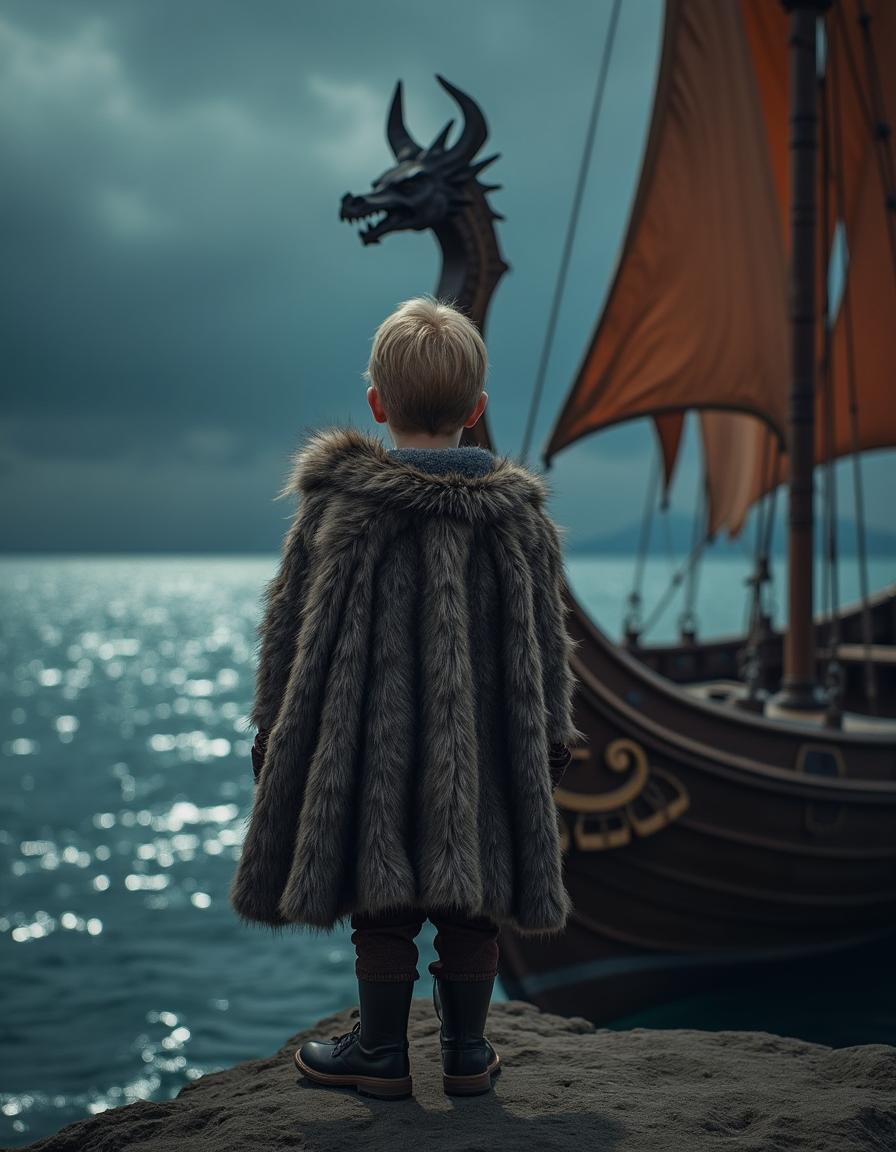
top-left (341, 73), bottom-right (509, 447)
top-left (339, 73), bottom-right (504, 247)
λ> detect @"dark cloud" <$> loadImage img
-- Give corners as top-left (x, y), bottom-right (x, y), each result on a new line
top-left (1, 0), bottom-right (670, 551)
top-left (3, 1), bottom-right (889, 553)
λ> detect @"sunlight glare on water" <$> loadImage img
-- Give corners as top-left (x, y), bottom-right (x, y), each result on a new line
top-left (1, 552), bottom-right (893, 1145)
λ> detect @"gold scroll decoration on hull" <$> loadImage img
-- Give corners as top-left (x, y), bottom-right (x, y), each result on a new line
top-left (556, 738), bottom-right (690, 855)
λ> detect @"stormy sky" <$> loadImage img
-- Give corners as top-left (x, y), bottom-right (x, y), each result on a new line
top-left (0, 0), bottom-right (892, 555)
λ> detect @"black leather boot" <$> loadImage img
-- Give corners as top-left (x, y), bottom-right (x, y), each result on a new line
top-left (294, 979), bottom-right (414, 1099)
top-left (433, 975), bottom-right (501, 1096)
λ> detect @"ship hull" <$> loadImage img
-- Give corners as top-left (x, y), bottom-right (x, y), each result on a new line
top-left (498, 583), bottom-right (896, 1024)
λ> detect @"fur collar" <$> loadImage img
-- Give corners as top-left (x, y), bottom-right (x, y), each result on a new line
top-left (387, 444), bottom-right (495, 478)
top-left (281, 425), bottom-right (549, 522)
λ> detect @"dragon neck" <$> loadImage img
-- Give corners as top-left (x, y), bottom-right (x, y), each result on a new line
top-left (432, 180), bottom-right (509, 451)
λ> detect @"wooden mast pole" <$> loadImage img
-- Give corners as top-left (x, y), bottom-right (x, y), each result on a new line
top-left (774, 0), bottom-right (831, 712)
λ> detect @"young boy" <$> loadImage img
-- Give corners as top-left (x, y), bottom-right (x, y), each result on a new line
top-left (230, 294), bottom-right (582, 1100)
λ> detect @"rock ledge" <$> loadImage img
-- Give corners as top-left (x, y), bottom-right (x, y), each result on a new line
top-left (19, 1000), bottom-right (896, 1151)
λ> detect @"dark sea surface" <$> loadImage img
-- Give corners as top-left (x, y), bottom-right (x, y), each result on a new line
top-left (2, 554), bottom-right (894, 1146)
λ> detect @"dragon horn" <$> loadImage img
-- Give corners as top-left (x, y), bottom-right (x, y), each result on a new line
top-left (434, 74), bottom-right (488, 166)
top-left (386, 80), bottom-right (422, 159)
top-left (427, 119), bottom-right (455, 153)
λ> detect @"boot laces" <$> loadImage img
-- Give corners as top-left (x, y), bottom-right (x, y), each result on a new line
top-left (330, 1020), bottom-right (361, 1057)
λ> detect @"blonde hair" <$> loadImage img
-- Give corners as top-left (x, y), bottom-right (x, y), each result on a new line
top-left (363, 294), bottom-right (488, 436)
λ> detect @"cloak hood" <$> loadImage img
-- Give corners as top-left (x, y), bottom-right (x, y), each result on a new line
top-left (230, 424), bottom-right (582, 938)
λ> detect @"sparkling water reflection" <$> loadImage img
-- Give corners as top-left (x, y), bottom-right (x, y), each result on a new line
top-left (0, 557), bottom-right (450, 1145)
top-left (1, 553), bottom-right (893, 1145)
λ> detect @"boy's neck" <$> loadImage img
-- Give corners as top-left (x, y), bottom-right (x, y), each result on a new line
top-left (389, 431), bottom-right (463, 451)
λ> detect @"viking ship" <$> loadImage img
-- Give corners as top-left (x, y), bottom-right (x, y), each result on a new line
top-left (339, 0), bottom-right (896, 1024)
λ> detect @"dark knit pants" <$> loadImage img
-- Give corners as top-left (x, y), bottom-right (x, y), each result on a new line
top-left (350, 907), bottom-right (499, 983)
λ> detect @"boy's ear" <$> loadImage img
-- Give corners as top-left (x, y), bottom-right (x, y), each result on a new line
top-left (367, 385), bottom-right (388, 425)
top-left (463, 390), bottom-right (488, 428)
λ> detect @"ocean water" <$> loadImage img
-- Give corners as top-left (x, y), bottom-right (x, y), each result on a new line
top-left (1, 553), bottom-right (894, 1146)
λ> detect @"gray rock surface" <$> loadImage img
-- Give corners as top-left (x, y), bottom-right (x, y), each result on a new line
top-left (15, 1000), bottom-right (896, 1151)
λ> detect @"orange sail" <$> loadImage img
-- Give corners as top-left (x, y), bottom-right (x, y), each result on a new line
top-left (543, 0), bottom-right (790, 474)
top-left (706, 0), bottom-right (896, 536)
top-left (544, 0), bottom-right (896, 540)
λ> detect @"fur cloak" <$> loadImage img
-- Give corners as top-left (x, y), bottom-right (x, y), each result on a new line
top-left (229, 425), bottom-right (585, 937)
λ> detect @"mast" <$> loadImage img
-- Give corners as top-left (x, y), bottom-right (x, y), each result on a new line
top-left (774, 0), bottom-right (831, 711)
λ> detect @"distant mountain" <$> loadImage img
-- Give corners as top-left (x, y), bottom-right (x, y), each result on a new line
top-left (568, 514), bottom-right (896, 557)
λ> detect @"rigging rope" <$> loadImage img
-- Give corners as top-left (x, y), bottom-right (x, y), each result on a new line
top-left (762, 439), bottom-right (781, 569)
top-left (624, 425), bottom-right (710, 646)
top-left (830, 5), bottom-right (882, 713)
top-left (738, 430), bottom-right (781, 703)
top-left (623, 445), bottom-right (659, 643)
top-left (661, 483), bottom-right (677, 578)
top-left (680, 464), bottom-right (706, 640)
top-left (519, 0), bottom-right (622, 466)
top-left (855, 2), bottom-right (896, 289)
top-left (743, 427), bottom-right (773, 640)
top-left (819, 52), bottom-right (844, 723)
top-left (640, 530), bottom-right (710, 642)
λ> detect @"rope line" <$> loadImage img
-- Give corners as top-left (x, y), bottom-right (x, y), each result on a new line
top-left (855, 1), bottom-right (896, 289)
top-left (640, 532), bottom-right (710, 641)
top-left (520, 0), bottom-right (622, 466)
top-left (622, 445), bottom-right (660, 640)
top-left (680, 463), bottom-right (706, 636)
top-left (819, 51), bottom-right (844, 722)
top-left (830, 10), bottom-right (878, 712)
